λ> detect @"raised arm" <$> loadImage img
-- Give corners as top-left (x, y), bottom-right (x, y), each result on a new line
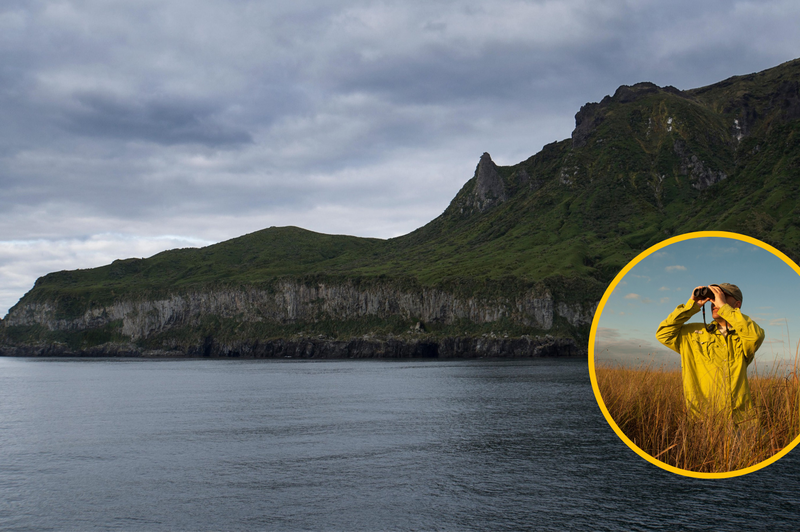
top-left (708, 284), bottom-right (765, 364)
top-left (717, 305), bottom-right (765, 364)
top-left (656, 287), bottom-right (706, 353)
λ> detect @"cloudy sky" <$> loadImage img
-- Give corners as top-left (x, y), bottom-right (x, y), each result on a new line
top-left (594, 237), bottom-right (800, 372)
top-left (2, 1), bottom-right (800, 316)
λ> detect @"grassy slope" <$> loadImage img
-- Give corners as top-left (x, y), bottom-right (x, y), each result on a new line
top-left (24, 228), bottom-right (384, 316)
top-left (677, 58), bottom-right (800, 252)
top-left (6, 59), bottom-right (800, 341)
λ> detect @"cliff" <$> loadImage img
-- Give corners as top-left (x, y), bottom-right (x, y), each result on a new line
top-left (5, 281), bottom-right (600, 339)
top-left (2, 279), bottom-right (594, 356)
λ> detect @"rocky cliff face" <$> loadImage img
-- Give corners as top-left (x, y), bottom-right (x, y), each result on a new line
top-left (673, 139), bottom-right (728, 190)
top-left (3, 279), bottom-right (597, 342)
top-left (462, 152), bottom-right (508, 213)
top-left (572, 82), bottom-right (685, 148)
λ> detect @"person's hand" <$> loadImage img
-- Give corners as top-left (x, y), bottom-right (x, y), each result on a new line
top-left (708, 284), bottom-right (728, 310)
top-left (691, 286), bottom-right (712, 306)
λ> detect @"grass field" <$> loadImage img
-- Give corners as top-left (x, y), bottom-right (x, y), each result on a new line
top-left (595, 361), bottom-right (800, 473)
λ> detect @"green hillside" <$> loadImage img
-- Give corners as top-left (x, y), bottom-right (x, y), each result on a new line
top-left (23, 228), bottom-right (384, 316)
top-left (4, 58), bottom-right (800, 352)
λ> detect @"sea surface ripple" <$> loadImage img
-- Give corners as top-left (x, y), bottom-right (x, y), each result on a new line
top-left (1, 358), bottom-right (798, 531)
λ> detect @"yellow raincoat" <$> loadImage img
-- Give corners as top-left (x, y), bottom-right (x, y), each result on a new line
top-left (656, 299), bottom-right (765, 424)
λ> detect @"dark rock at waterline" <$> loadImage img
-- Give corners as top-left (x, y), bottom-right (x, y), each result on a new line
top-left (0, 335), bottom-right (580, 359)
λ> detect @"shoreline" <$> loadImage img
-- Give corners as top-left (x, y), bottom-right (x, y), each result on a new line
top-left (0, 334), bottom-right (584, 359)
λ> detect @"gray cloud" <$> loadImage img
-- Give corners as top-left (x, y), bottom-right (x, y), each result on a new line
top-left (2, 0), bottom-right (800, 315)
top-left (594, 327), bottom-right (679, 368)
top-left (63, 92), bottom-right (253, 146)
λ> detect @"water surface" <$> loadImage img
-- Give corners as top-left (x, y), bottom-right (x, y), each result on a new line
top-left (1, 358), bottom-right (798, 530)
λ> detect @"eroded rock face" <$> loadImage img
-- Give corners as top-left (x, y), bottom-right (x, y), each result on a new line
top-left (512, 168), bottom-right (541, 192)
top-left (466, 152), bottom-right (507, 212)
top-left (572, 101), bottom-right (605, 149)
top-left (725, 93), bottom-right (759, 141)
top-left (772, 80), bottom-right (800, 122)
top-left (720, 80), bottom-right (800, 142)
top-left (3, 280), bottom-right (597, 342)
top-left (673, 139), bottom-right (727, 190)
top-left (555, 301), bottom-right (598, 328)
top-left (572, 82), bottom-right (689, 149)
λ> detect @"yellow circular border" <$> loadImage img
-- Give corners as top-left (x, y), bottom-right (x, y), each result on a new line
top-left (589, 230), bottom-right (800, 478)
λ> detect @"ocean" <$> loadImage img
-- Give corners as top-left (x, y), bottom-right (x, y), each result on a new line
top-left (1, 357), bottom-right (798, 531)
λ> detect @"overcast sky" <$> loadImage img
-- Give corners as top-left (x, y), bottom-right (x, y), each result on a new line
top-left (594, 237), bottom-right (800, 373)
top-left (2, 1), bottom-right (800, 317)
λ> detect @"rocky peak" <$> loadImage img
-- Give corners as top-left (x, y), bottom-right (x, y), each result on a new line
top-left (572, 82), bottom-right (688, 148)
top-left (466, 152), bottom-right (507, 212)
top-left (572, 101), bottom-right (605, 149)
top-left (612, 82), bottom-right (660, 103)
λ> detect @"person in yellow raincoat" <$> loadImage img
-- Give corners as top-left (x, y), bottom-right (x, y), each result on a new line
top-left (656, 283), bottom-right (765, 425)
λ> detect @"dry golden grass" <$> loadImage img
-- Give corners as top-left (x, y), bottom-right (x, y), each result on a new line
top-left (595, 361), bottom-right (800, 473)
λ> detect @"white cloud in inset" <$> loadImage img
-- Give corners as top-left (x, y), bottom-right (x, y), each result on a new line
top-left (666, 265), bottom-right (687, 272)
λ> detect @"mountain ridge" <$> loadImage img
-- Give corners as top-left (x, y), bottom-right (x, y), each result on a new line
top-left (3, 58), bottom-right (800, 357)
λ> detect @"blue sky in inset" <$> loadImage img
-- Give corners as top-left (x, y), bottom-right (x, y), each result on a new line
top-left (594, 237), bottom-right (800, 372)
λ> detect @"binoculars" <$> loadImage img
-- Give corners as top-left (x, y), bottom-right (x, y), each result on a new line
top-left (693, 285), bottom-right (718, 300)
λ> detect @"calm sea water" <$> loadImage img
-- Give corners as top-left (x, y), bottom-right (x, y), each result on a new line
top-left (1, 357), bottom-right (799, 531)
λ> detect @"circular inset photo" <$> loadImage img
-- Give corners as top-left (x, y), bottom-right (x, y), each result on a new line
top-left (589, 231), bottom-right (800, 478)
